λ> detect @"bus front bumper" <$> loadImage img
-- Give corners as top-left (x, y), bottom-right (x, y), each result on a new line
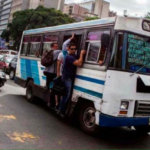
top-left (99, 114), bottom-right (150, 127)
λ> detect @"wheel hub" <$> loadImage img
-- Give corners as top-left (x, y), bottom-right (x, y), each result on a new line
top-left (83, 107), bottom-right (95, 128)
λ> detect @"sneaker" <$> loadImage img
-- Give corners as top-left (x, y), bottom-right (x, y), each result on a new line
top-left (47, 102), bottom-right (51, 108)
top-left (59, 112), bottom-right (65, 119)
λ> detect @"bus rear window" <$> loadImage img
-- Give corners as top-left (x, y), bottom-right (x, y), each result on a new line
top-left (21, 36), bottom-right (30, 55)
top-left (28, 36), bottom-right (42, 57)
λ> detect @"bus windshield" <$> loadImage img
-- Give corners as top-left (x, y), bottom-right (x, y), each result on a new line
top-left (110, 32), bottom-right (150, 75)
top-left (126, 33), bottom-right (150, 74)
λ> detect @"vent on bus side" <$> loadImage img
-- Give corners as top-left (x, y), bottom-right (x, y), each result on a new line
top-left (136, 78), bottom-right (150, 93)
top-left (134, 101), bottom-right (150, 116)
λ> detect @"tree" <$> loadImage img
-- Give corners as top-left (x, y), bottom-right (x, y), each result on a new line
top-left (84, 16), bottom-right (100, 21)
top-left (2, 6), bottom-right (75, 50)
top-left (145, 12), bottom-right (150, 19)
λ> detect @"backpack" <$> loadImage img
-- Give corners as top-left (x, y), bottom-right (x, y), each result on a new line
top-left (41, 50), bottom-right (54, 67)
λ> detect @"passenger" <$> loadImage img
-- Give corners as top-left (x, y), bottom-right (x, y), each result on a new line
top-left (55, 34), bottom-right (75, 109)
top-left (44, 43), bottom-right (61, 89)
top-left (58, 44), bottom-right (86, 117)
top-left (57, 33), bottom-right (75, 77)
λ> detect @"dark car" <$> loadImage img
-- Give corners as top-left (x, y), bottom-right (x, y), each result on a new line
top-left (9, 56), bottom-right (18, 80)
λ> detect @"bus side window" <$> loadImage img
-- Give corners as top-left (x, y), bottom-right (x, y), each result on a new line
top-left (110, 32), bottom-right (123, 69)
top-left (28, 36), bottom-right (42, 57)
top-left (21, 36), bottom-right (30, 56)
top-left (85, 30), bottom-right (110, 64)
top-left (42, 34), bottom-right (59, 56)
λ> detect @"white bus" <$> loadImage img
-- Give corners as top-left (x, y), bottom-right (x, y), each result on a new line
top-left (15, 16), bottom-right (150, 134)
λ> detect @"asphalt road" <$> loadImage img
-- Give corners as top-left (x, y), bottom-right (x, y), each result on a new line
top-left (0, 77), bottom-right (150, 149)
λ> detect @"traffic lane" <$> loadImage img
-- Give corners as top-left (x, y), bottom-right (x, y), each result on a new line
top-left (0, 81), bottom-right (149, 149)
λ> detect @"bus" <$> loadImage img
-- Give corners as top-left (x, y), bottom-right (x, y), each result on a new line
top-left (15, 16), bottom-right (150, 134)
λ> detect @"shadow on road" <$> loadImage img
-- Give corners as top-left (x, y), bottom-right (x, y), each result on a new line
top-left (1, 94), bottom-right (150, 149)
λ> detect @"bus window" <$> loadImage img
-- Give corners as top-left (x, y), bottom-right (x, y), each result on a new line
top-left (28, 36), bottom-right (42, 57)
top-left (21, 36), bottom-right (30, 55)
top-left (86, 30), bottom-right (110, 64)
top-left (42, 35), bottom-right (58, 55)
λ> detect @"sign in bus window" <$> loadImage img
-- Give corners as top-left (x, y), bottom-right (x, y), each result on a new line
top-left (28, 36), bottom-right (41, 57)
top-left (21, 36), bottom-right (30, 55)
top-left (127, 33), bottom-right (150, 74)
top-left (43, 35), bottom-right (58, 55)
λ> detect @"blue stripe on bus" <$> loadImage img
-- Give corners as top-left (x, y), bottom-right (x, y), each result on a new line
top-left (42, 76), bottom-right (46, 80)
top-left (20, 58), bottom-right (40, 85)
top-left (41, 67), bottom-right (45, 71)
top-left (76, 75), bottom-right (105, 85)
top-left (74, 85), bottom-right (103, 99)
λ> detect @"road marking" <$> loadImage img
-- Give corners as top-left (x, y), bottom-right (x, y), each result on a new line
top-left (0, 115), bottom-right (16, 122)
top-left (58, 141), bottom-right (62, 145)
top-left (6, 132), bottom-right (39, 143)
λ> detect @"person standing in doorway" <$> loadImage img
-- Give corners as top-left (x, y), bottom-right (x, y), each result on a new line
top-left (58, 44), bottom-right (86, 117)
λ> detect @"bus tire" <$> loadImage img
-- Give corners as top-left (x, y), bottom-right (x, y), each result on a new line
top-left (26, 80), bottom-right (35, 103)
top-left (134, 126), bottom-right (150, 134)
top-left (79, 103), bottom-right (99, 135)
top-left (9, 69), bottom-right (15, 80)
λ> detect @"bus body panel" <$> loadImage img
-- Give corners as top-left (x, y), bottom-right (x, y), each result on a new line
top-left (16, 57), bottom-right (46, 87)
top-left (102, 70), bottom-right (150, 118)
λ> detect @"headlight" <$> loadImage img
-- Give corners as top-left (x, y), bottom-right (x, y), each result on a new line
top-left (120, 101), bottom-right (129, 110)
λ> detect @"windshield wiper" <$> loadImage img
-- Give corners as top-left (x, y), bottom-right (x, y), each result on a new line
top-left (130, 59), bottom-right (150, 76)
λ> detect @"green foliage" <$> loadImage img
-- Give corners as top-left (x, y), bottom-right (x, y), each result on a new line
top-left (1, 29), bottom-right (10, 42)
top-left (145, 12), bottom-right (150, 19)
top-left (84, 16), bottom-right (100, 21)
top-left (2, 6), bottom-right (76, 50)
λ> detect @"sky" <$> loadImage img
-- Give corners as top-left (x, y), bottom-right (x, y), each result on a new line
top-left (65, 0), bottom-right (149, 17)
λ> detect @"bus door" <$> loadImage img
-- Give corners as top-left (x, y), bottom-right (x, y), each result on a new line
top-left (62, 31), bottom-right (86, 113)
top-left (71, 28), bottom-right (111, 106)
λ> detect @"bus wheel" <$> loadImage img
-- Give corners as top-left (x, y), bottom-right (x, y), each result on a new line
top-left (134, 126), bottom-right (150, 134)
top-left (26, 80), bottom-right (35, 103)
top-left (79, 103), bottom-right (99, 135)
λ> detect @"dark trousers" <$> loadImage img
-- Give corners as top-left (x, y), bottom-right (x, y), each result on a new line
top-left (59, 78), bottom-right (72, 113)
top-left (44, 72), bottom-right (56, 89)
top-left (44, 72), bottom-right (56, 107)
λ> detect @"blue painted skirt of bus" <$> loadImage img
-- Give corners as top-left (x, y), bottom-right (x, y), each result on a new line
top-left (99, 114), bottom-right (149, 127)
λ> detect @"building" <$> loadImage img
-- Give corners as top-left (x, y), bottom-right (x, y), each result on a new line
top-left (94, 0), bottom-right (110, 18)
top-left (109, 10), bottom-right (117, 17)
top-left (64, 0), bottom-right (110, 21)
top-left (9, 0), bottom-right (30, 21)
top-left (79, 0), bottom-right (95, 13)
top-left (0, 0), bottom-right (13, 35)
top-left (63, 3), bottom-right (89, 21)
top-left (29, 0), bottom-right (65, 11)
top-left (0, 0), bottom-right (65, 36)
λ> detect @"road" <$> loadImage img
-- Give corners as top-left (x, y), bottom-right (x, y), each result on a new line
top-left (0, 78), bottom-right (150, 149)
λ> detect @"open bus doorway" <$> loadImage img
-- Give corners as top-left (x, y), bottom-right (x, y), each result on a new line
top-left (59, 34), bottom-right (84, 115)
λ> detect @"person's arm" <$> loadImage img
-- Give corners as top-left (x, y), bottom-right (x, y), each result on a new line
top-left (57, 60), bottom-right (61, 77)
top-left (62, 33), bottom-right (75, 50)
top-left (73, 50), bottom-right (86, 67)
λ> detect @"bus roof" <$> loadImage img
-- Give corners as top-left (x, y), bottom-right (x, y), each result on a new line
top-left (24, 17), bottom-right (116, 35)
top-left (115, 16), bottom-right (150, 37)
top-left (24, 16), bottom-right (150, 37)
